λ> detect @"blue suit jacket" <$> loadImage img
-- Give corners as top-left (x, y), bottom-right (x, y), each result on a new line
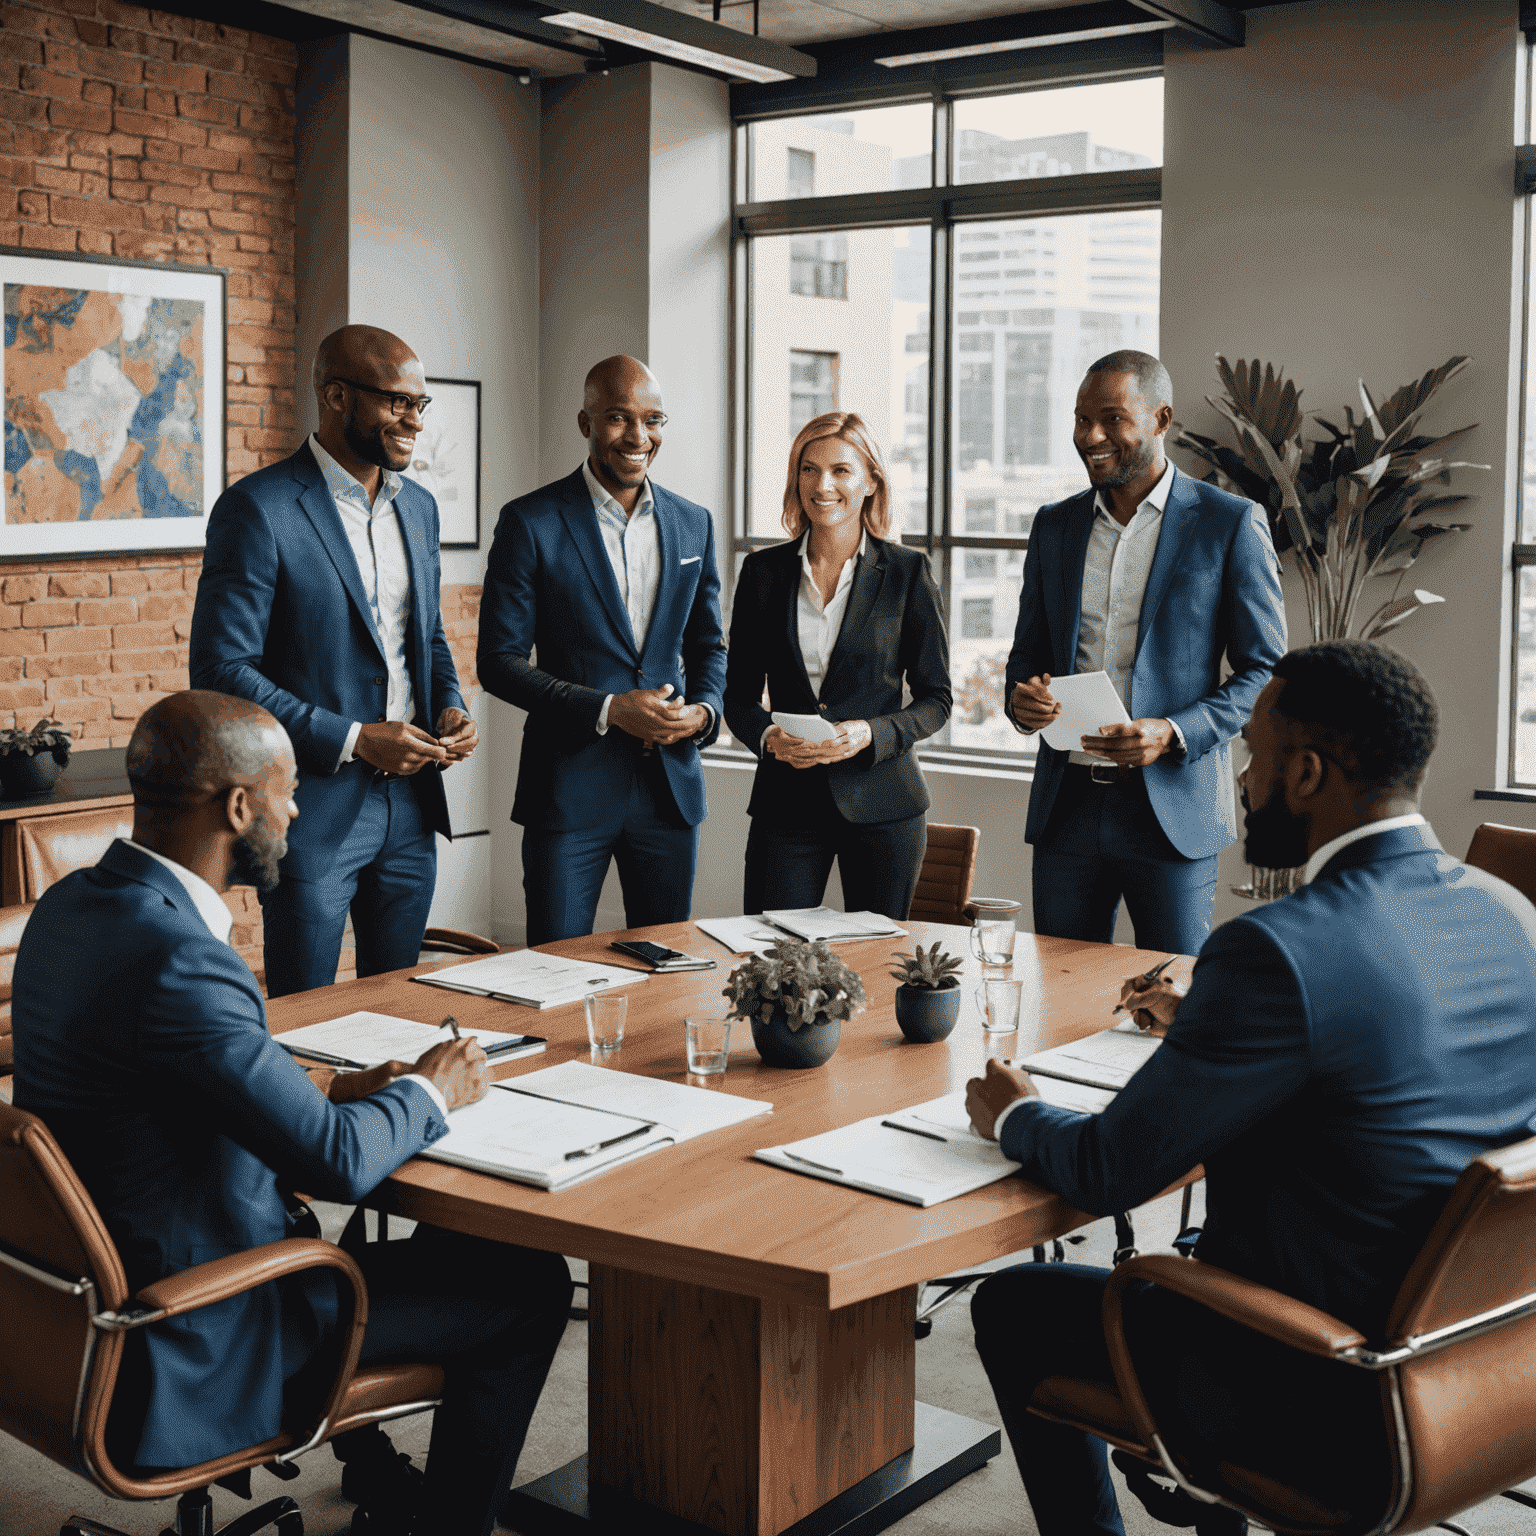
top-left (189, 443), bottom-right (465, 879)
top-left (476, 467), bottom-right (727, 830)
top-left (11, 841), bottom-right (449, 1467)
top-left (1002, 825), bottom-right (1536, 1339)
top-left (1005, 468), bottom-right (1285, 860)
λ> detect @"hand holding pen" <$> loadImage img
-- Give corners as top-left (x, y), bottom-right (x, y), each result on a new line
top-left (1114, 957), bottom-right (1187, 1034)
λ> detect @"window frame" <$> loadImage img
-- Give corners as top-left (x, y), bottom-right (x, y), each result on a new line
top-left (725, 66), bottom-right (1165, 773)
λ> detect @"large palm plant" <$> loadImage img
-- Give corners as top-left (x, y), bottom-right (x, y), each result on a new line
top-left (1173, 355), bottom-right (1483, 643)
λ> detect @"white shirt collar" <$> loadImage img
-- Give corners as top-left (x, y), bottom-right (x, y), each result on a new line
top-left (309, 433), bottom-right (402, 511)
top-left (1303, 813), bottom-right (1429, 885)
top-left (797, 528), bottom-right (867, 566)
top-left (1093, 458), bottom-right (1176, 523)
top-left (582, 457), bottom-right (653, 520)
top-left (124, 840), bottom-right (235, 945)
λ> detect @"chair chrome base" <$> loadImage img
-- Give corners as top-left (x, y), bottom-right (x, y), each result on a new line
top-left (64, 1491), bottom-right (302, 1536)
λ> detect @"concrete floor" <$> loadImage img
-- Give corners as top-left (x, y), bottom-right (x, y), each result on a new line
top-left (5, 1187), bottom-right (1534, 1536)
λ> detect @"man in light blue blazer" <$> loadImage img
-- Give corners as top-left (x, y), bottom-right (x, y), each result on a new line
top-left (1006, 350), bottom-right (1286, 953)
top-left (12, 691), bottom-right (570, 1536)
top-left (967, 642), bottom-right (1536, 1536)
top-left (478, 357), bottom-right (727, 944)
top-left (191, 326), bottom-right (476, 996)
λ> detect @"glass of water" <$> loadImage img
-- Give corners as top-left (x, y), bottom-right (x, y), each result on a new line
top-left (970, 918), bottom-right (1017, 976)
top-left (585, 992), bottom-right (627, 1053)
top-left (685, 1016), bottom-right (732, 1075)
top-left (974, 977), bottom-right (1024, 1034)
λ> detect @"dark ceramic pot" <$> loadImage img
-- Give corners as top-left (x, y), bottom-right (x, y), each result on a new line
top-left (0, 751), bottom-right (62, 799)
top-left (751, 1007), bottom-right (842, 1068)
top-left (894, 983), bottom-right (962, 1043)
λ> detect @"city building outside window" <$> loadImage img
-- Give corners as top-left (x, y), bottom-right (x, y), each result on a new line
top-left (790, 351), bottom-right (839, 436)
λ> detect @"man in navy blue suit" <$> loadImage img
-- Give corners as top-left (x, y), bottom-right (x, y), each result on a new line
top-left (966, 641), bottom-right (1536, 1536)
top-left (1006, 350), bottom-right (1286, 955)
top-left (12, 691), bottom-right (570, 1536)
top-left (478, 356), bottom-right (727, 945)
top-left (191, 325), bottom-right (476, 996)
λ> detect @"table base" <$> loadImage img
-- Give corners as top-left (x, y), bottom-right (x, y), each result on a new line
top-left (502, 1401), bottom-right (1000, 1536)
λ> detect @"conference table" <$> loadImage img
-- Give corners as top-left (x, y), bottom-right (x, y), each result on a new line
top-left (267, 921), bottom-right (1182, 1536)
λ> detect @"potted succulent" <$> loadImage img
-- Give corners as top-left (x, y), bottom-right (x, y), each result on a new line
top-left (722, 936), bottom-right (866, 1069)
top-left (889, 942), bottom-right (965, 1043)
top-left (0, 718), bottom-right (72, 799)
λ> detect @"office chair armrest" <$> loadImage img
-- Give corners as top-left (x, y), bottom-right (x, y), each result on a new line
top-left (1106, 1253), bottom-right (1366, 1360)
top-left (131, 1237), bottom-right (367, 1323)
top-left (419, 926), bottom-right (499, 955)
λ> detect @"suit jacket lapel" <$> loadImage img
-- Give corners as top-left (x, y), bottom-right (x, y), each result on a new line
top-left (778, 540), bottom-right (815, 701)
top-left (1059, 490), bottom-right (1097, 672)
top-left (292, 446), bottom-right (386, 666)
top-left (638, 487), bottom-right (676, 669)
top-left (820, 538), bottom-right (886, 701)
top-left (393, 480), bottom-right (434, 715)
top-left (556, 468), bottom-right (638, 659)
top-left (1134, 467), bottom-right (1200, 659)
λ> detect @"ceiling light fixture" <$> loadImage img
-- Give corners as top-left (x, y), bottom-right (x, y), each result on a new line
top-left (542, 3), bottom-right (814, 83)
top-left (874, 19), bottom-right (1173, 69)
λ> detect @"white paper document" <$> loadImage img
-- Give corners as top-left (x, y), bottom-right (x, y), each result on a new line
top-left (696, 915), bottom-right (793, 956)
top-left (1039, 670), bottom-right (1133, 754)
top-left (771, 710), bottom-right (841, 743)
top-left (412, 949), bottom-right (646, 1009)
top-left (755, 1092), bottom-right (1021, 1207)
top-left (762, 906), bottom-right (907, 943)
top-left (422, 1059), bottom-right (774, 1191)
top-left (277, 1011), bottom-right (544, 1069)
top-left (1020, 1024), bottom-right (1161, 1092)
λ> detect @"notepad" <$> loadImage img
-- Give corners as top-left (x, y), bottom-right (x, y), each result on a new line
top-left (755, 1091), bottom-right (1021, 1207)
top-left (1019, 1024), bottom-right (1161, 1092)
top-left (761, 907), bottom-right (907, 943)
top-left (423, 1060), bottom-right (774, 1191)
top-left (277, 1011), bottom-right (545, 1069)
top-left (696, 916), bottom-right (791, 956)
top-left (413, 949), bottom-right (647, 1009)
top-left (771, 710), bottom-right (841, 743)
top-left (1039, 670), bottom-right (1132, 754)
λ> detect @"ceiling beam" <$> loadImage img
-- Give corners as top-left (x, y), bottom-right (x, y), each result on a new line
top-left (392, 0), bottom-right (602, 57)
top-left (1127, 0), bottom-right (1244, 47)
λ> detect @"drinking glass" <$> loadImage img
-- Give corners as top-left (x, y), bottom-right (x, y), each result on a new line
top-left (685, 1016), bottom-right (732, 1075)
top-left (585, 992), bottom-right (627, 1053)
top-left (970, 918), bottom-right (1017, 976)
top-left (974, 977), bottom-right (1024, 1034)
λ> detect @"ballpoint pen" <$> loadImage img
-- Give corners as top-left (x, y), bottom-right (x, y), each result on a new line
top-left (443, 1016), bottom-right (463, 1040)
top-left (882, 1119), bottom-right (946, 1142)
top-left (1111, 955), bottom-right (1177, 1014)
top-left (564, 1123), bottom-right (654, 1161)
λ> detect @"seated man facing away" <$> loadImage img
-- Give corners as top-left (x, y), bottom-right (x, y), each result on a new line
top-left (965, 640), bottom-right (1536, 1536)
top-left (11, 690), bottom-right (571, 1536)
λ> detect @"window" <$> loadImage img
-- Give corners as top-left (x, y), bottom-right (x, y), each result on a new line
top-left (736, 76), bottom-right (1163, 765)
top-left (1512, 46), bottom-right (1536, 786)
top-left (789, 351), bottom-right (838, 436)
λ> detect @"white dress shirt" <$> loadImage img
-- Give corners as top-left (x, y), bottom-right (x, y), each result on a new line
top-left (121, 839), bottom-right (448, 1116)
top-left (584, 459), bottom-right (712, 740)
top-left (308, 436), bottom-right (417, 766)
top-left (1069, 459), bottom-right (1183, 765)
top-left (1303, 813), bottom-right (1428, 884)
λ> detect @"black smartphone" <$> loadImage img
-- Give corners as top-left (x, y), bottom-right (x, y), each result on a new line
top-left (610, 940), bottom-right (688, 966)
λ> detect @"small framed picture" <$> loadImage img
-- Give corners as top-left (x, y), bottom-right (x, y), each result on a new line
top-left (1, 246), bottom-right (226, 559)
top-left (401, 376), bottom-right (480, 549)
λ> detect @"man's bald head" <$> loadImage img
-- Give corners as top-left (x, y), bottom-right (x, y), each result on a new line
top-left (583, 356), bottom-right (660, 414)
top-left (312, 325), bottom-right (418, 398)
top-left (128, 691), bottom-right (290, 812)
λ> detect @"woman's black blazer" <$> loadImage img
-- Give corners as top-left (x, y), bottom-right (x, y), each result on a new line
top-left (724, 535), bottom-right (951, 826)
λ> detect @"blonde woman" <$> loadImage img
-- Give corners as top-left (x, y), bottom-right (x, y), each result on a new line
top-left (724, 412), bottom-right (951, 918)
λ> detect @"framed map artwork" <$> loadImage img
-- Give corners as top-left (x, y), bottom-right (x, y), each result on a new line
top-left (1, 247), bottom-right (226, 559)
top-left (400, 376), bottom-right (480, 549)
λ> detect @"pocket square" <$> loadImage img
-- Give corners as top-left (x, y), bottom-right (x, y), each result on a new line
top-left (679, 555), bottom-right (701, 566)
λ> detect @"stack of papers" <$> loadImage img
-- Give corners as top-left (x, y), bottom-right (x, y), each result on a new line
top-left (425, 1060), bottom-right (774, 1191)
top-left (755, 1091), bottom-right (1021, 1207)
top-left (696, 916), bottom-right (795, 956)
top-left (1038, 669), bottom-right (1132, 754)
top-left (696, 909), bottom-right (907, 955)
top-left (1019, 1023), bottom-right (1161, 1093)
top-left (278, 1011), bottom-right (545, 1068)
top-left (413, 950), bottom-right (646, 1009)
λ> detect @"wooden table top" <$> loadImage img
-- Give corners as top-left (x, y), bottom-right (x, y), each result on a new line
top-left (267, 922), bottom-right (1179, 1312)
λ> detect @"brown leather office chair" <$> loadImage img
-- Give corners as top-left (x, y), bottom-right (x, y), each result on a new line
top-left (0, 901), bottom-right (35, 1082)
top-left (418, 927), bottom-right (500, 957)
top-left (0, 1103), bottom-right (444, 1536)
top-left (1025, 1135), bottom-right (1536, 1534)
top-left (908, 823), bottom-right (980, 925)
top-left (1464, 823), bottom-right (1536, 907)
top-left (16, 807), bottom-right (136, 903)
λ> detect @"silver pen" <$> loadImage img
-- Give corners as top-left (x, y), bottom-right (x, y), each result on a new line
top-left (1111, 955), bottom-right (1177, 1014)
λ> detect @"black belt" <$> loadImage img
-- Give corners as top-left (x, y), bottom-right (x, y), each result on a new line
top-left (1068, 761), bottom-right (1131, 785)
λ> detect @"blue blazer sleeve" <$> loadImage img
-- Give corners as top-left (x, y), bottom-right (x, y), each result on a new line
top-left (1000, 917), bottom-right (1309, 1213)
top-left (190, 485), bottom-right (354, 774)
top-left (1164, 501), bottom-right (1285, 762)
top-left (141, 939), bottom-right (446, 1203)
top-left (680, 509), bottom-right (727, 741)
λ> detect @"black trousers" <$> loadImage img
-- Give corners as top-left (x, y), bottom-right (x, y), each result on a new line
top-left (971, 1262), bottom-right (1390, 1536)
top-left (323, 1225), bottom-right (572, 1536)
top-left (743, 771), bottom-right (926, 921)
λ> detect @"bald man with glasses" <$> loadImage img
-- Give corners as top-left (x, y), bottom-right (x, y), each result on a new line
top-left (192, 325), bottom-right (476, 996)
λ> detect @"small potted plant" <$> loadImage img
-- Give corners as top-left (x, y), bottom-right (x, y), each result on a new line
top-left (722, 936), bottom-right (866, 1069)
top-left (889, 942), bottom-right (965, 1043)
top-left (0, 718), bottom-right (72, 799)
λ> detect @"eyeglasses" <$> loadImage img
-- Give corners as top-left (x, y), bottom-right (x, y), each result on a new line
top-left (328, 377), bottom-right (433, 418)
top-left (600, 411), bottom-right (667, 430)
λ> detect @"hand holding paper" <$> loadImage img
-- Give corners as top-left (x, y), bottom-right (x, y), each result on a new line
top-left (1039, 671), bottom-right (1132, 754)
